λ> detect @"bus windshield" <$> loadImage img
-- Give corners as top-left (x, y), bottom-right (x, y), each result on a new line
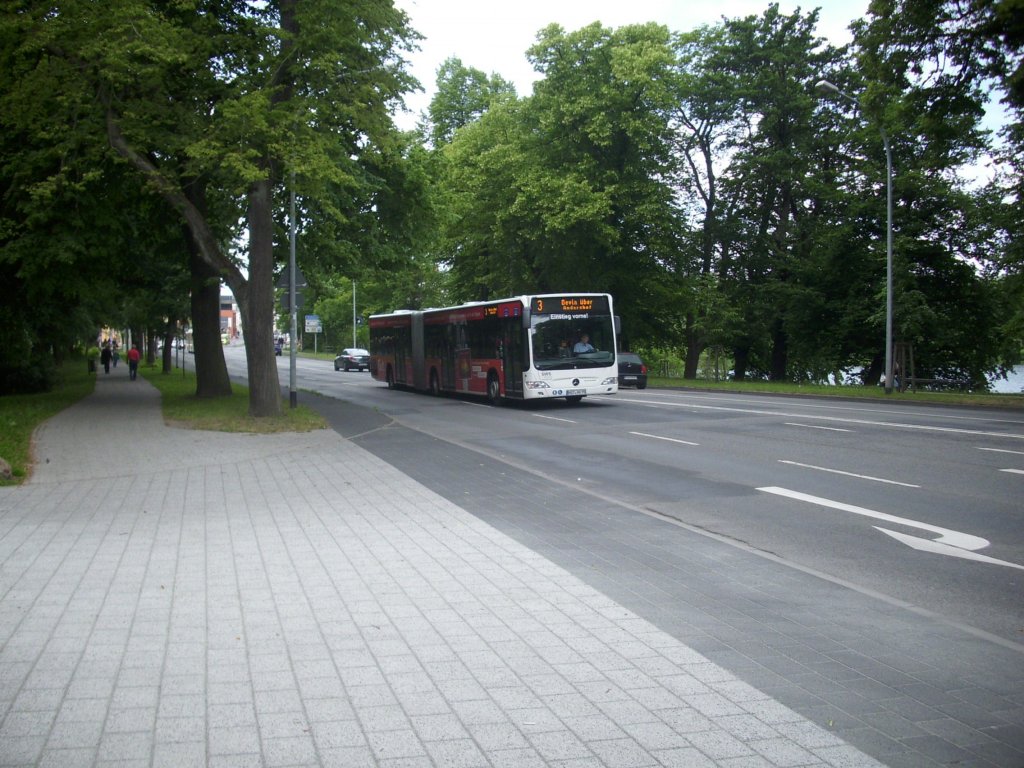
top-left (531, 314), bottom-right (616, 370)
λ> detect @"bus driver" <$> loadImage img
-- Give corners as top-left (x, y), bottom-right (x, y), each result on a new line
top-left (573, 334), bottom-right (595, 354)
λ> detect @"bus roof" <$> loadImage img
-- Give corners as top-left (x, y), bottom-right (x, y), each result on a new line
top-left (370, 293), bottom-right (611, 320)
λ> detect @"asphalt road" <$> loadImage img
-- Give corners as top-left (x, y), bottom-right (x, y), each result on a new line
top-left (224, 347), bottom-right (1024, 646)
top-left (217, 346), bottom-right (1024, 765)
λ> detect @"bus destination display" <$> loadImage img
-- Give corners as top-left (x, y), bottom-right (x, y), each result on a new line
top-left (531, 295), bottom-right (608, 316)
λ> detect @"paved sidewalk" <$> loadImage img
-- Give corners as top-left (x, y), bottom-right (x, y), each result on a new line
top-left (0, 365), bottom-right (884, 767)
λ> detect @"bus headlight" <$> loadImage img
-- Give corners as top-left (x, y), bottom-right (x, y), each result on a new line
top-left (600, 377), bottom-right (617, 385)
top-left (525, 380), bottom-right (551, 390)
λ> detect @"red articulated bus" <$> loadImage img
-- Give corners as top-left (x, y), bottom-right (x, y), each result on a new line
top-left (368, 293), bottom-right (619, 404)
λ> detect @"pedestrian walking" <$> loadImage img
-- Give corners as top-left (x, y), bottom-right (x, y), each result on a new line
top-left (127, 344), bottom-right (140, 380)
top-left (112, 345), bottom-right (120, 368)
top-left (100, 343), bottom-right (112, 374)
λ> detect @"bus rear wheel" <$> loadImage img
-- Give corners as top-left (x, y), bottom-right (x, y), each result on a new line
top-left (487, 373), bottom-right (502, 406)
top-left (429, 369), bottom-right (441, 396)
top-left (386, 365), bottom-right (396, 389)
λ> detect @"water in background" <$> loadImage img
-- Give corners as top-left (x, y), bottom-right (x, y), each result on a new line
top-left (990, 366), bottom-right (1024, 393)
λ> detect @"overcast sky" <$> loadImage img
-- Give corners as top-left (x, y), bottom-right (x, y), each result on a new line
top-left (392, 0), bottom-right (869, 127)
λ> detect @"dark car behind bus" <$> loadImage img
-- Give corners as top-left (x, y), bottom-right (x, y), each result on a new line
top-left (617, 352), bottom-right (648, 389)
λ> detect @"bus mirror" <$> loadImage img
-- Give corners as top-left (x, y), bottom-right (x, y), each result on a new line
top-left (521, 308), bottom-right (531, 329)
top-left (614, 316), bottom-right (621, 335)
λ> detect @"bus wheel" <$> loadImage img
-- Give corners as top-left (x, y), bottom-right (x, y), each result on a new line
top-left (386, 365), bottom-right (396, 389)
top-left (429, 369), bottom-right (441, 396)
top-left (566, 395), bottom-right (584, 404)
top-left (487, 373), bottom-right (502, 406)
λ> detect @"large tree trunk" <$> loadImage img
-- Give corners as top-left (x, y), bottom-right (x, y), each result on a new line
top-left (143, 328), bottom-right (155, 363)
top-left (238, 178), bottom-right (282, 417)
top-left (684, 312), bottom-right (702, 379)
top-left (230, 0), bottom-right (293, 418)
top-left (189, 240), bottom-right (232, 398)
top-left (732, 343), bottom-right (750, 381)
top-left (183, 183), bottom-right (232, 398)
top-left (864, 352), bottom-right (883, 386)
top-left (769, 318), bottom-right (788, 381)
top-left (162, 329), bottom-right (173, 374)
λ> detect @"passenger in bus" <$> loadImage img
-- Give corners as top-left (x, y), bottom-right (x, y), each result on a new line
top-left (573, 334), bottom-right (595, 354)
top-left (559, 340), bottom-right (571, 358)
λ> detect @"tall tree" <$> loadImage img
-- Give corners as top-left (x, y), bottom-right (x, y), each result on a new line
top-left (427, 58), bottom-right (516, 146)
top-left (852, 0), bottom-right (1008, 384)
top-left (3, 0), bottom-right (418, 414)
top-left (669, 24), bottom-right (746, 377)
top-left (715, 7), bottom-right (847, 381)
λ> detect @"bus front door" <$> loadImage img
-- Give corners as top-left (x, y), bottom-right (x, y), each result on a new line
top-left (502, 323), bottom-right (524, 397)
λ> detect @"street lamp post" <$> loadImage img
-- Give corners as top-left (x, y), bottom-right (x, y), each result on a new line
top-left (289, 171), bottom-right (298, 409)
top-left (815, 79), bottom-right (895, 394)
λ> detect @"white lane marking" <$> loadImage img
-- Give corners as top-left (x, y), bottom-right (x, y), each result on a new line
top-left (874, 528), bottom-right (1024, 571)
top-left (785, 422), bottom-right (853, 432)
top-left (777, 460), bottom-right (920, 488)
top-left (629, 431), bottom-right (700, 446)
top-left (621, 391), bottom-right (1024, 427)
top-left (757, 486), bottom-right (990, 551)
top-left (614, 397), bottom-right (1024, 441)
top-left (533, 414), bottom-right (577, 424)
top-left (977, 447), bottom-right (1024, 456)
top-left (1000, 469), bottom-right (1024, 475)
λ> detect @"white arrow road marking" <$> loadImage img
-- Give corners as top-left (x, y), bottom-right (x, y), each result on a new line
top-left (977, 447), bottom-right (1024, 456)
top-left (630, 432), bottom-right (700, 446)
top-left (777, 460), bottom-right (919, 488)
top-left (874, 528), bottom-right (1024, 571)
top-left (757, 487), bottom-right (990, 551)
top-left (1000, 468), bottom-right (1024, 475)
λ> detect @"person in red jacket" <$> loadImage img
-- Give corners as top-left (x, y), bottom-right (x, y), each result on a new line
top-left (127, 345), bottom-right (141, 381)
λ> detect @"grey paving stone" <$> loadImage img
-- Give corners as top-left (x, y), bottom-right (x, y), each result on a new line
top-left (359, 705), bottom-right (412, 732)
top-left (650, 746), bottom-right (720, 767)
top-left (46, 718), bottom-right (104, 749)
top-left (423, 737), bottom-right (489, 767)
top-left (0, 734), bottom-right (45, 764)
top-left (208, 755), bottom-right (264, 768)
top-left (0, 374), bottom-right (921, 768)
top-left (686, 729), bottom-right (758, 761)
top-left (527, 728), bottom-right (594, 761)
top-left (0, 710), bottom-right (55, 738)
top-left (365, 728), bottom-right (427, 761)
top-left (208, 724), bottom-right (261, 755)
top-left (151, 739), bottom-right (205, 768)
top-left (408, 713), bottom-right (470, 742)
top-left (36, 747), bottom-right (96, 768)
top-left (621, 720), bottom-right (689, 750)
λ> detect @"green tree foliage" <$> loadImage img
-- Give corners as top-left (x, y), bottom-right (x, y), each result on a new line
top-left (436, 22), bottom-right (685, 346)
top-left (710, 7), bottom-right (849, 381)
top-left (425, 8), bottom-right (1016, 386)
top-left (2, 0), bottom-right (418, 411)
top-left (427, 58), bottom-right (517, 146)
top-left (664, 7), bottom-right (859, 381)
top-left (4, 1), bottom-right (1017, 391)
top-left (669, 24), bottom-right (745, 376)
top-left (852, 0), bottom-right (1009, 385)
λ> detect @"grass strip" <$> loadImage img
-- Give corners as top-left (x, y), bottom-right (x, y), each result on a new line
top-left (140, 365), bottom-right (326, 433)
top-left (0, 359), bottom-right (95, 485)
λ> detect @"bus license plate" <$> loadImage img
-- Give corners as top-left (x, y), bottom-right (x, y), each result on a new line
top-left (566, 388), bottom-right (586, 396)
